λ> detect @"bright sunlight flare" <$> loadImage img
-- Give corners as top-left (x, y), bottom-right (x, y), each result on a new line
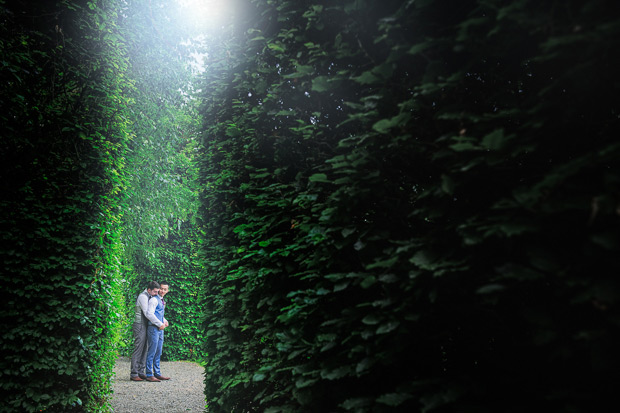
top-left (176, 0), bottom-right (231, 29)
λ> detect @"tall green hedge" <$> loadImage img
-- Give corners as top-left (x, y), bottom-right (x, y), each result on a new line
top-left (198, 0), bottom-right (620, 411)
top-left (0, 0), bottom-right (130, 411)
top-left (143, 220), bottom-right (205, 361)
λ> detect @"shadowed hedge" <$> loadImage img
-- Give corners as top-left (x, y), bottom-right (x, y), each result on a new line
top-left (0, 0), bottom-right (130, 411)
top-left (198, 0), bottom-right (620, 411)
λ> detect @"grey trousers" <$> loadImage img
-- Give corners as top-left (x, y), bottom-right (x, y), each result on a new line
top-left (130, 322), bottom-right (148, 377)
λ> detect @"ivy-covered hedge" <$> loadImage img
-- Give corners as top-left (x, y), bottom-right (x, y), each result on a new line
top-left (0, 1), bottom-right (130, 411)
top-left (146, 221), bottom-right (205, 361)
top-left (199, 0), bottom-right (620, 411)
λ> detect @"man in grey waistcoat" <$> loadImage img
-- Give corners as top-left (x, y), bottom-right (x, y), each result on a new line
top-left (130, 281), bottom-right (163, 381)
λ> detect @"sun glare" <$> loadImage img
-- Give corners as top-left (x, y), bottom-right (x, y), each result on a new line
top-left (177, 0), bottom-right (230, 29)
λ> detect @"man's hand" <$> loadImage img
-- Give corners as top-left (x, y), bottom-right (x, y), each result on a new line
top-left (159, 324), bottom-right (165, 330)
top-left (164, 321), bottom-right (169, 328)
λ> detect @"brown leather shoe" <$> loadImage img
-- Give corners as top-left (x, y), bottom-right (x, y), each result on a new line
top-left (138, 374), bottom-right (147, 379)
top-left (145, 376), bottom-right (161, 382)
top-left (130, 376), bottom-right (144, 381)
top-left (155, 375), bottom-right (170, 380)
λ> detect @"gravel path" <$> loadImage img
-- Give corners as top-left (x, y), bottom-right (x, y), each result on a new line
top-left (111, 357), bottom-right (207, 412)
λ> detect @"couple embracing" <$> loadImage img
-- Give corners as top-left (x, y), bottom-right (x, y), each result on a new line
top-left (129, 280), bottom-right (171, 382)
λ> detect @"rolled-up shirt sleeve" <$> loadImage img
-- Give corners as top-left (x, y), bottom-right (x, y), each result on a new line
top-left (145, 296), bottom-right (163, 327)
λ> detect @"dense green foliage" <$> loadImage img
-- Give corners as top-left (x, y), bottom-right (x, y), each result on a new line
top-left (145, 221), bottom-right (204, 360)
top-left (3, 0), bottom-right (620, 411)
top-left (1, 0), bottom-right (202, 410)
top-left (0, 0), bottom-right (130, 411)
top-left (115, 0), bottom-right (203, 361)
top-left (199, 0), bottom-right (620, 411)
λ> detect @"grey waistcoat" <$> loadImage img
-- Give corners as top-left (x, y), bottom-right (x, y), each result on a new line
top-left (134, 290), bottom-right (150, 324)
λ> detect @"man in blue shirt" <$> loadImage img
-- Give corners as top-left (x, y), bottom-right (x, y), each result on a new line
top-left (145, 281), bottom-right (170, 382)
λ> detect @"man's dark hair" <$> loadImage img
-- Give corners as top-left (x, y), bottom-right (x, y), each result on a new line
top-left (159, 280), bottom-right (169, 288)
top-left (147, 281), bottom-right (160, 290)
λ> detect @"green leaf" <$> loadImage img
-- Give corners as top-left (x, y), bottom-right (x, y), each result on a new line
top-left (449, 141), bottom-right (480, 151)
top-left (361, 314), bottom-right (381, 325)
top-left (365, 256), bottom-right (398, 269)
top-left (360, 275), bottom-right (377, 288)
top-left (476, 284), bottom-right (505, 294)
top-left (341, 398), bottom-right (371, 410)
top-left (341, 228), bottom-right (355, 238)
top-left (321, 366), bottom-right (350, 380)
top-left (377, 392), bottom-right (413, 406)
top-left (372, 118), bottom-right (393, 134)
top-left (311, 76), bottom-right (330, 92)
top-left (295, 377), bottom-right (318, 388)
top-left (253, 373), bottom-right (266, 382)
top-left (284, 64), bottom-right (314, 78)
top-left (407, 42), bottom-right (431, 55)
top-left (481, 128), bottom-right (508, 150)
top-left (409, 250), bottom-right (439, 270)
top-left (372, 112), bottom-right (410, 134)
top-left (376, 321), bottom-right (400, 334)
top-left (267, 42), bottom-right (285, 53)
top-left (309, 173), bottom-right (330, 182)
top-left (441, 174), bottom-right (454, 195)
top-left (352, 71), bottom-right (380, 84)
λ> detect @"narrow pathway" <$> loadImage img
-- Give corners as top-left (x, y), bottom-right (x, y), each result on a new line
top-left (111, 357), bottom-right (206, 412)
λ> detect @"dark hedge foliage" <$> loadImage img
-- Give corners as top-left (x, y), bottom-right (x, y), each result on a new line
top-left (0, 0), bottom-right (130, 411)
top-left (198, 0), bottom-right (620, 411)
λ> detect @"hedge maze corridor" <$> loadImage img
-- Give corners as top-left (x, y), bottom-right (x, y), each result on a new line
top-left (2, 0), bottom-right (620, 412)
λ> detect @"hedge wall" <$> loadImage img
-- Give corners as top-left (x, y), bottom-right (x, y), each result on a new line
top-left (141, 221), bottom-right (205, 361)
top-left (198, 0), bottom-right (620, 411)
top-left (0, 1), bottom-right (130, 411)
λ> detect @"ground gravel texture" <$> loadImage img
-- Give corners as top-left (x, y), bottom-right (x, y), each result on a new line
top-left (111, 357), bottom-right (206, 412)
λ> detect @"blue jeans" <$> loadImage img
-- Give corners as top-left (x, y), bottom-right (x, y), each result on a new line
top-left (146, 325), bottom-right (164, 377)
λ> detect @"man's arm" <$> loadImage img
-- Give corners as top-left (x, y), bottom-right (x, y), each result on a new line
top-left (137, 293), bottom-right (149, 315)
top-left (144, 297), bottom-right (163, 327)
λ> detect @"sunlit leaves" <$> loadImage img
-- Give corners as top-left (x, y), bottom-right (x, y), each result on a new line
top-left (117, 2), bottom-right (202, 350)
